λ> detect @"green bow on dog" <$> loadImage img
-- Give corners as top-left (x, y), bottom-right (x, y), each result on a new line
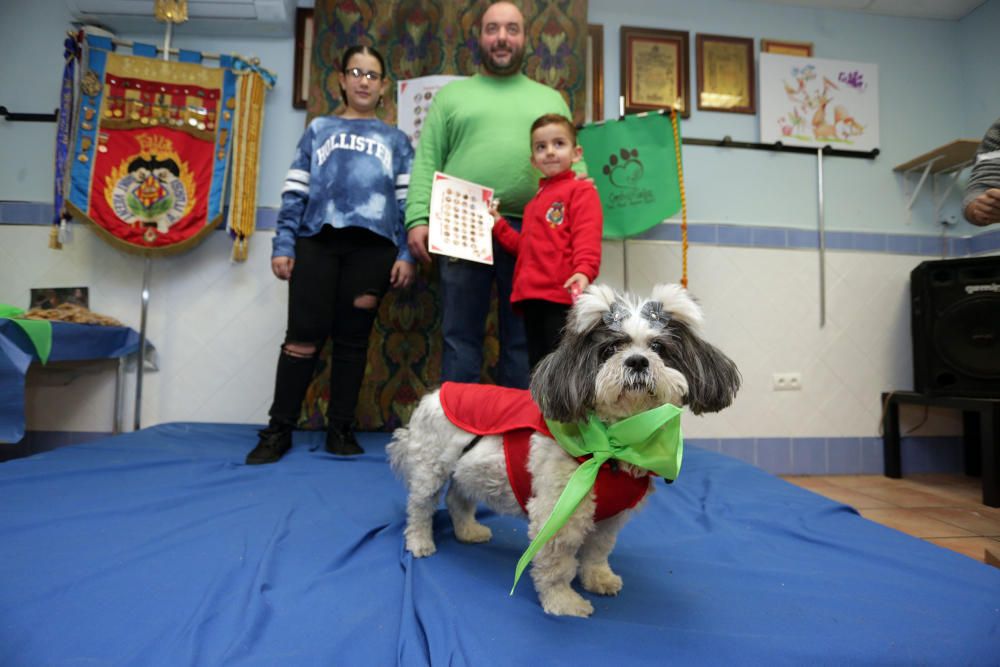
top-left (510, 403), bottom-right (683, 593)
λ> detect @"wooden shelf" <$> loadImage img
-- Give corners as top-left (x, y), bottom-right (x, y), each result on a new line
top-left (894, 139), bottom-right (980, 173)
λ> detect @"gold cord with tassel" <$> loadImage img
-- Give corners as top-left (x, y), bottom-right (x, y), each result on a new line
top-left (227, 68), bottom-right (267, 262)
top-left (48, 225), bottom-right (62, 249)
top-left (669, 110), bottom-right (688, 289)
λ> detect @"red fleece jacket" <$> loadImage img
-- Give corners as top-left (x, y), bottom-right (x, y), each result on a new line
top-left (493, 170), bottom-right (602, 306)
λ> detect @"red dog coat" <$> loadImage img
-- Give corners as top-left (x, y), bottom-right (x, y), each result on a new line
top-left (438, 382), bottom-right (650, 521)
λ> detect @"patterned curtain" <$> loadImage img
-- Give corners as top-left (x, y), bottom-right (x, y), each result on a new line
top-left (299, 0), bottom-right (588, 432)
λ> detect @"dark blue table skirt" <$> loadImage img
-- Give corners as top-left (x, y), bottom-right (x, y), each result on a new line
top-left (1, 424), bottom-right (998, 666)
top-left (0, 319), bottom-right (141, 442)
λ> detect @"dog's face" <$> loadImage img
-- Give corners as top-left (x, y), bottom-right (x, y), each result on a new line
top-left (530, 284), bottom-right (741, 423)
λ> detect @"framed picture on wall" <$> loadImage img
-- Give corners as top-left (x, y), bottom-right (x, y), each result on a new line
top-left (696, 33), bottom-right (755, 114)
top-left (29, 287), bottom-right (89, 310)
top-left (620, 26), bottom-right (689, 117)
top-left (292, 8), bottom-right (314, 109)
top-left (587, 24), bottom-right (604, 122)
top-left (761, 38), bottom-right (813, 57)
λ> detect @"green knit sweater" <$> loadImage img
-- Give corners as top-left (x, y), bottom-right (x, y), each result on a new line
top-left (405, 73), bottom-right (584, 228)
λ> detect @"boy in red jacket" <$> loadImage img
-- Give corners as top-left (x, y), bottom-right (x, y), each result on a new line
top-left (490, 114), bottom-right (603, 369)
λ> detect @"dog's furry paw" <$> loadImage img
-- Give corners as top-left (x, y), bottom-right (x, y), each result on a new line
top-left (580, 564), bottom-right (623, 596)
top-left (454, 521), bottom-right (492, 544)
top-left (539, 587), bottom-right (595, 618)
top-left (405, 534), bottom-right (437, 558)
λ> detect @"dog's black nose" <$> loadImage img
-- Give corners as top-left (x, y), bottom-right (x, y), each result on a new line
top-left (625, 354), bottom-right (649, 372)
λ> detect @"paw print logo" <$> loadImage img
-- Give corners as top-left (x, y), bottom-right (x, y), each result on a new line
top-left (602, 148), bottom-right (644, 188)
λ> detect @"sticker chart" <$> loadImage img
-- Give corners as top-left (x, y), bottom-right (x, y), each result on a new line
top-left (428, 171), bottom-right (495, 265)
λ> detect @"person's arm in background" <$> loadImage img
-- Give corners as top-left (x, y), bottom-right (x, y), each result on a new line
top-left (271, 122), bottom-right (315, 280)
top-left (391, 133), bottom-right (417, 288)
top-left (405, 88), bottom-right (452, 264)
top-left (962, 118), bottom-right (1000, 227)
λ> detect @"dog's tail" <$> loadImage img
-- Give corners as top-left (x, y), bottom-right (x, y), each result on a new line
top-left (385, 426), bottom-right (411, 481)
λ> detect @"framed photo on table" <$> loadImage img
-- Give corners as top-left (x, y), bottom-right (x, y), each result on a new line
top-left (620, 26), bottom-right (689, 118)
top-left (292, 7), bottom-right (314, 109)
top-left (761, 39), bottom-right (813, 57)
top-left (695, 33), bottom-right (755, 114)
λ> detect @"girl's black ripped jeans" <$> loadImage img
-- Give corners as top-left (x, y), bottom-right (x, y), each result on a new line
top-left (267, 225), bottom-right (397, 430)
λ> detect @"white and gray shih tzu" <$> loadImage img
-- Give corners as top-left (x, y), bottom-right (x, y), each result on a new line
top-left (388, 283), bottom-right (740, 617)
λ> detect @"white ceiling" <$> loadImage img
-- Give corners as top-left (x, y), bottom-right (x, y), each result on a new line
top-left (739, 0), bottom-right (987, 20)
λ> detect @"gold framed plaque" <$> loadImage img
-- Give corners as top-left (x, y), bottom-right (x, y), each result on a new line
top-left (696, 33), bottom-right (755, 114)
top-left (761, 38), bottom-right (813, 57)
top-left (620, 26), bottom-right (689, 118)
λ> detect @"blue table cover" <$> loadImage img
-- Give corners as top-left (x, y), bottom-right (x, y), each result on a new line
top-left (1, 423), bottom-right (998, 666)
top-left (0, 319), bottom-right (141, 442)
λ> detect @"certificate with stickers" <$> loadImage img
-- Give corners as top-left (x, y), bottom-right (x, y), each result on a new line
top-left (428, 171), bottom-right (495, 265)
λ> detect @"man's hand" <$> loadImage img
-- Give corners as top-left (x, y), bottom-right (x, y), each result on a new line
top-left (965, 188), bottom-right (1000, 226)
top-left (407, 225), bottom-right (432, 265)
top-left (272, 256), bottom-right (294, 280)
top-left (390, 260), bottom-right (416, 289)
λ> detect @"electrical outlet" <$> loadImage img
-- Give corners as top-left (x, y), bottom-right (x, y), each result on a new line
top-left (772, 372), bottom-right (802, 391)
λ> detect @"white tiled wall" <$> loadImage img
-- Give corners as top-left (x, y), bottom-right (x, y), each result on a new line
top-left (1, 224), bottom-right (962, 441)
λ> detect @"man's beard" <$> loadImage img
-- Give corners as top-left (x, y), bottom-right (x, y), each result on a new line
top-left (479, 42), bottom-right (524, 75)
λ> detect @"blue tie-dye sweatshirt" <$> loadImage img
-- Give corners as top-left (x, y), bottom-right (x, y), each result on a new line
top-left (272, 115), bottom-right (414, 262)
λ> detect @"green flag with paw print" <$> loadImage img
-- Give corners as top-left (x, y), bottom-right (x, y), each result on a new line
top-left (578, 111), bottom-right (682, 239)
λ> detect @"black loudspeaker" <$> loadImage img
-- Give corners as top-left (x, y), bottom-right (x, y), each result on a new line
top-left (910, 255), bottom-right (1000, 397)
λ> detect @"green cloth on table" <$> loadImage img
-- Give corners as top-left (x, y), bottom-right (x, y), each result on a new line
top-left (0, 305), bottom-right (52, 364)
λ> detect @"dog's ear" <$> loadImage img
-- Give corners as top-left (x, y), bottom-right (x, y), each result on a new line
top-left (667, 322), bottom-right (741, 414)
top-left (648, 283), bottom-right (704, 332)
top-left (565, 284), bottom-right (619, 336)
top-left (530, 286), bottom-right (614, 422)
top-left (649, 284), bottom-right (741, 415)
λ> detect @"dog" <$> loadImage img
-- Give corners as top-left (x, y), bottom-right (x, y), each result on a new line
top-left (387, 283), bottom-right (740, 617)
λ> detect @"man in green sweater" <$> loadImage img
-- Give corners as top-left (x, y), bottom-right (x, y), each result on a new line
top-left (405, 1), bottom-right (581, 389)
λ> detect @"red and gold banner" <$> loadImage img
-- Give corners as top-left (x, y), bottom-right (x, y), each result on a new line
top-left (66, 36), bottom-right (240, 255)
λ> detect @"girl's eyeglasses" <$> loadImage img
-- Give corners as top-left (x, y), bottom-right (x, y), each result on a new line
top-left (345, 67), bottom-right (382, 81)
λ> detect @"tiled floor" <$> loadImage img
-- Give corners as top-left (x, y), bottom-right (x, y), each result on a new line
top-left (781, 473), bottom-right (1000, 567)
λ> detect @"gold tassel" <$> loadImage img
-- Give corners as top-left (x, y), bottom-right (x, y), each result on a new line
top-left (48, 225), bottom-right (63, 250)
top-left (154, 0), bottom-right (188, 23)
top-left (227, 69), bottom-right (267, 262)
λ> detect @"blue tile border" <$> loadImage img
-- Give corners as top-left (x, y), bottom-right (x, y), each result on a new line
top-left (687, 435), bottom-right (967, 476)
top-left (0, 201), bottom-right (283, 232)
top-left (628, 219), bottom-right (999, 256)
top-left (3, 200), bottom-right (999, 255)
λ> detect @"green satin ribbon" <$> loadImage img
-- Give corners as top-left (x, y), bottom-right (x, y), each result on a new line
top-left (510, 403), bottom-right (683, 593)
top-left (0, 304), bottom-right (52, 364)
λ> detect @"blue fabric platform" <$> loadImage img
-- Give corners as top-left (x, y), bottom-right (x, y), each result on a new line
top-left (1, 423), bottom-right (998, 666)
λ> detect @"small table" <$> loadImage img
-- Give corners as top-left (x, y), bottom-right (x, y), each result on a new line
top-left (0, 320), bottom-right (146, 443)
top-left (881, 391), bottom-right (999, 507)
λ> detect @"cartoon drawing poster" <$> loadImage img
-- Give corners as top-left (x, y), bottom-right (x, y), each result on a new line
top-left (759, 53), bottom-right (879, 152)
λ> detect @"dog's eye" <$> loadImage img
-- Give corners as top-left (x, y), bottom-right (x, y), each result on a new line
top-left (650, 341), bottom-right (665, 355)
top-left (601, 343), bottom-right (619, 360)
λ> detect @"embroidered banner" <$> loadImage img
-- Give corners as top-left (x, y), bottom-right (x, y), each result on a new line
top-left (65, 36), bottom-right (238, 254)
